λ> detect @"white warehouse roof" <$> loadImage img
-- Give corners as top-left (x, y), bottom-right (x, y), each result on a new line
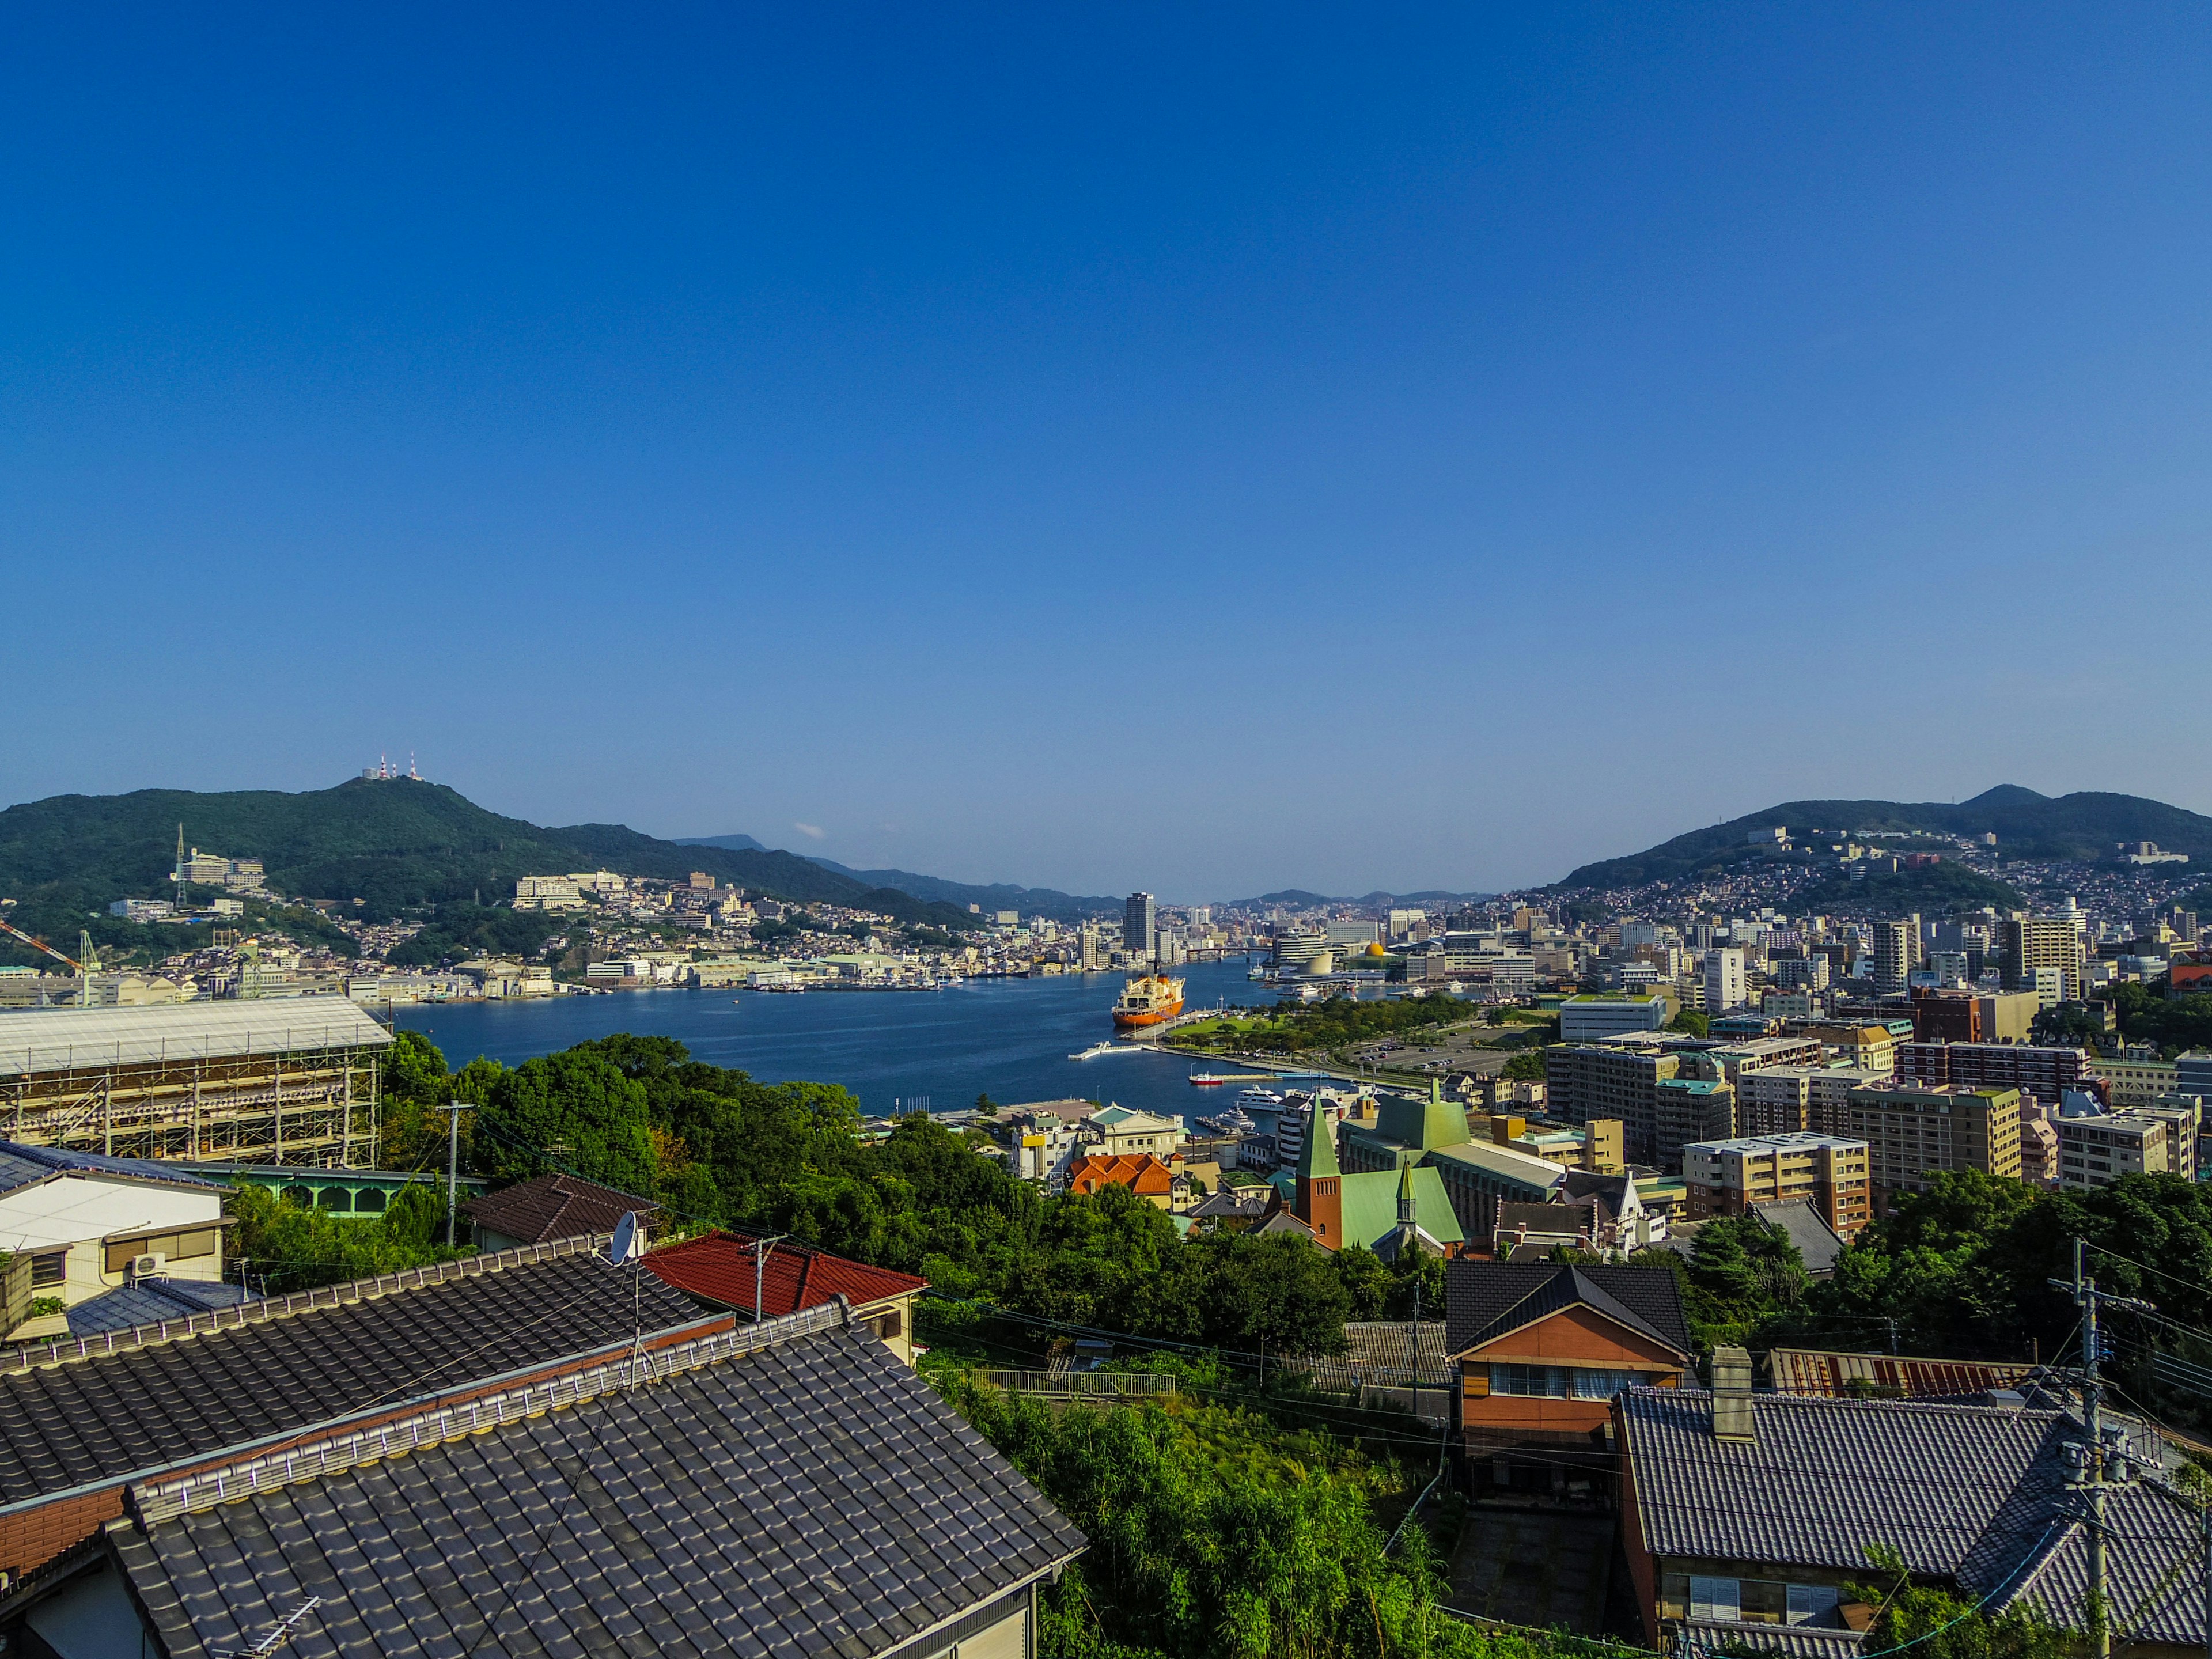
top-left (0, 999), bottom-right (393, 1080)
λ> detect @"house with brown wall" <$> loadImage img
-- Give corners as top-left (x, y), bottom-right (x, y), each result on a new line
top-left (1443, 1260), bottom-right (1692, 1498)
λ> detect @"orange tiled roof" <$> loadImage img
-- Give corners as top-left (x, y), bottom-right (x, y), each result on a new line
top-left (1066, 1152), bottom-right (1174, 1196)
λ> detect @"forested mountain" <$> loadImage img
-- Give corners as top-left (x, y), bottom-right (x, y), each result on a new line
top-left (1559, 787), bottom-right (2212, 889)
top-left (0, 779), bottom-right (979, 941)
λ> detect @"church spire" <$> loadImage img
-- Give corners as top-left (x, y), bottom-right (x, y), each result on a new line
top-left (1396, 1158), bottom-right (1416, 1228)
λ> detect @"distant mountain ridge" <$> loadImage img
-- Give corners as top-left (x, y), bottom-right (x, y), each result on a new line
top-left (1558, 786), bottom-right (2212, 889)
top-left (0, 781), bottom-right (980, 946)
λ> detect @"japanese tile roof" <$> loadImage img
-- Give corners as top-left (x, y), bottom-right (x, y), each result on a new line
top-left (110, 1308), bottom-right (1086, 1658)
top-left (1765, 1348), bottom-right (2039, 1400)
top-left (0, 1140), bottom-right (231, 1199)
top-left (1677, 1620), bottom-right (1866, 1659)
top-left (1066, 1152), bottom-right (1173, 1195)
top-left (645, 1233), bottom-right (926, 1318)
top-left (1494, 1200), bottom-right (1593, 1236)
top-left (1752, 1196), bottom-right (1846, 1276)
top-left (1621, 1387), bottom-right (2202, 1647)
top-left (460, 1171), bottom-right (660, 1246)
top-left (65, 1277), bottom-right (247, 1337)
top-left (0, 1237), bottom-right (698, 1510)
top-left (1295, 1321), bottom-right (1451, 1391)
top-left (1444, 1262), bottom-right (1692, 1358)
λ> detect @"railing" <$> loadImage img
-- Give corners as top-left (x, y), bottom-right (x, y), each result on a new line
top-left (975, 1370), bottom-right (1178, 1399)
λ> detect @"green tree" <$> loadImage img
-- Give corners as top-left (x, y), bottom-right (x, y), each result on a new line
top-left (474, 1050), bottom-right (658, 1195)
top-left (1666, 1010), bottom-right (1709, 1037)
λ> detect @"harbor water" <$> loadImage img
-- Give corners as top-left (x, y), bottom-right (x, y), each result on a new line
top-left (393, 957), bottom-right (1277, 1128)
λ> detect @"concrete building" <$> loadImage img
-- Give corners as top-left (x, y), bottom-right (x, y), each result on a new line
top-left (1124, 893), bottom-right (1156, 963)
top-left (1910, 991), bottom-right (2041, 1046)
top-left (2001, 915), bottom-right (2084, 1002)
top-left (1547, 1041), bottom-right (1685, 1164)
top-left (1798, 1024), bottom-right (1898, 1077)
top-left (1871, 920), bottom-right (1918, 997)
top-left (1559, 994), bottom-right (1671, 1043)
top-left (1082, 1105), bottom-right (1180, 1158)
top-left (1703, 949), bottom-right (1747, 1013)
top-left (1654, 1078), bottom-right (1735, 1173)
top-left (1741, 1067), bottom-right (1888, 1138)
top-left (1681, 1132), bottom-right (1872, 1238)
top-left (1897, 1041), bottom-right (2092, 1108)
top-left (1847, 1084), bottom-right (2024, 1206)
top-left (2056, 1113), bottom-right (2179, 1190)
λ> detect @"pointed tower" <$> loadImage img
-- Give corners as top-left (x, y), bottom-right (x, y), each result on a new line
top-left (1293, 1098), bottom-right (1343, 1250)
top-left (1395, 1159), bottom-right (1416, 1230)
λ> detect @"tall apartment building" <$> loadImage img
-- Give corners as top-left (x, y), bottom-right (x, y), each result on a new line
top-left (1896, 1042), bottom-right (2091, 1108)
top-left (1654, 1078), bottom-right (1734, 1171)
top-left (1871, 920), bottom-right (1918, 997)
top-left (1847, 1084), bottom-right (2024, 1206)
top-left (1547, 1041), bottom-right (1681, 1164)
top-left (1077, 923), bottom-right (1105, 972)
top-left (1124, 893), bottom-right (1156, 963)
top-left (1799, 1024), bottom-right (1898, 1077)
top-left (1910, 991), bottom-right (2041, 1046)
top-left (1704, 1037), bottom-right (1826, 1090)
top-left (1704, 949), bottom-right (1747, 1013)
top-left (2001, 916), bottom-right (2084, 1002)
top-left (1683, 1132), bottom-right (1872, 1238)
top-left (1741, 1067), bottom-right (1889, 1137)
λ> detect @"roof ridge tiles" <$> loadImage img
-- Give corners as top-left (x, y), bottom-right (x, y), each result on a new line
top-left (0, 1230), bottom-right (619, 1376)
top-left (128, 1298), bottom-right (861, 1527)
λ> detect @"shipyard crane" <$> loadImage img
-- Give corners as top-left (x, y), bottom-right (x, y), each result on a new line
top-left (0, 919), bottom-right (99, 1010)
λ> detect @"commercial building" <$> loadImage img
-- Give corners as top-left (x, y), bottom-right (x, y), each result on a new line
top-left (1796, 1023), bottom-right (1897, 1075)
top-left (1897, 1041), bottom-right (2092, 1107)
top-left (1847, 1084), bottom-right (2023, 1205)
top-left (1082, 1104), bottom-right (1181, 1158)
top-left (1703, 949), bottom-right (1747, 1013)
top-left (1124, 892), bottom-right (1156, 961)
top-left (2100, 1057), bottom-right (2180, 1110)
top-left (1559, 994), bottom-right (1671, 1043)
top-left (0, 1001), bottom-right (391, 1165)
top-left (1910, 990), bottom-right (2041, 1045)
top-left (1681, 1132), bottom-right (1871, 1238)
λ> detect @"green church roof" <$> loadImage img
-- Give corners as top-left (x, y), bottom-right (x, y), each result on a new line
top-left (1372, 1078), bottom-right (1471, 1154)
top-left (1339, 1166), bottom-right (1464, 1252)
top-left (1294, 1103), bottom-right (1340, 1180)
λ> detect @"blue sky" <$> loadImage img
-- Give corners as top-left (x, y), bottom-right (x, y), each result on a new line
top-left (4, 6), bottom-right (2209, 900)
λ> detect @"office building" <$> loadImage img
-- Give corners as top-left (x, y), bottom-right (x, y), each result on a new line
top-left (1559, 994), bottom-right (1671, 1043)
top-left (1704, 949), bottom-right (1747, 1013)
top-left (1847, 1084), bottom-right (2023, 1206)
top-left (1799, 1023), bottom-right (1898, 1076)
top-left (1124, 892), bottom-right (1156, 963)
top-left (1910, 991), bottom-right (2041, 1046)
top-left (2100, 1057), bottom-right (2179, 1111)
top-left (1682, 1132), bottom-right (1872, 1238)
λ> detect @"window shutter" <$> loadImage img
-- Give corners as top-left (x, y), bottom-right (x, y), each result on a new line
top-left (1463, 1363), bottom-right (1489, 1397)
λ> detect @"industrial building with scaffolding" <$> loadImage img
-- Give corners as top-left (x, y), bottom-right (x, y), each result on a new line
top-left (0, 999), bottom-right (392, 1165)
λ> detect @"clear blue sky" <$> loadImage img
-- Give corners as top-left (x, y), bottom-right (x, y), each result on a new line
top-left (5, 6), bottom-right (2209, 901)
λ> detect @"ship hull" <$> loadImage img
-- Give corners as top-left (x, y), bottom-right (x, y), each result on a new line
top-left (1111, 999), bottom-right (1185, 1028)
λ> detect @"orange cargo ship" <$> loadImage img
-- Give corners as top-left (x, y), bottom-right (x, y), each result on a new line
top-left (1111, 973), bottom-right (1186, 1028)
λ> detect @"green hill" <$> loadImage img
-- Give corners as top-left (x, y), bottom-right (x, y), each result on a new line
top-left (1788, 861), bottom-right (2026, 918)
top-left (0, 779), bottom-right (979, 964)
top-left (1559, 786), bottom-right (2212, 889)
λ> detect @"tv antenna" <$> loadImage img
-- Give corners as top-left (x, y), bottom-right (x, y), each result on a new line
top-left (607, 1211), bottom-right (652, 1382)
top-left (220, 1594), bottom-right (321, 1657)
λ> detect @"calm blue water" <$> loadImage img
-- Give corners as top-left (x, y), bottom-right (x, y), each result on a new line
top-left (393, 957), bottom-right (1277, 1127)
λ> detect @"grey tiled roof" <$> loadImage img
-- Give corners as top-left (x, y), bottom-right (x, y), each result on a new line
top-left (65, 1277), bottom-right (247, 1336)
top-left (462, 1171), bottom-right (659, 1246)
top-left (112, 1317), bottom-right (1086, 1658)
top-left (1624, 1387), bottom-right (2203, 1647)
top-left (1677, 1619), bottom-right (1865, 1659)
top-left (0, 1240), bottom-right (699, 1506)
top-left (1444, 1262), bottom-right (1692, 1357)
top-left (1751, 1196), bottom-right (1845, 1276)
top-left (0, 1139), bottom-right (231, 1198)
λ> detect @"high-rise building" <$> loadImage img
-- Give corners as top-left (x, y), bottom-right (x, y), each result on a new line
top-left (1847, 1084), bottom-right (2023, 1206)
top-left (1124, 892), bottom-right (1156, 964)
top-left (1870, 921), bottom-right (1917, 996)
top-left (2001, 916), bottom-right (2084, 1001)
top-left (1077, 923), bottom-right (1104, 972)
top-left (1703, 948), bottom-right (1747, 1013)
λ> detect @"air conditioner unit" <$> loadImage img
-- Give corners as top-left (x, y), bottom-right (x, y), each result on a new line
top-left (128, 1252), bottom-right (165, 1280)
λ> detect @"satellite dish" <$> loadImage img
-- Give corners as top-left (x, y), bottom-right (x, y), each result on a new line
top-left (608, 1211), bottom-right (645, 1266)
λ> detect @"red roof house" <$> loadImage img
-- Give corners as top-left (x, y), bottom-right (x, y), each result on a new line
top-left (1065, 1152), bottom-right (1175, 1207)
top-left (646, 1232), bottom-right (927, 1362)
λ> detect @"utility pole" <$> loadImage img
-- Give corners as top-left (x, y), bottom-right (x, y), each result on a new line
top-left (442, 1100), bottom-right (466, 1248)
top-left (2053, 1236), bottom-right (2158, 1659)
top-left (752, 1233), bottom-right (787, 1324)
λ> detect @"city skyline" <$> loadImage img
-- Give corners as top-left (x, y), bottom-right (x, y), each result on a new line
top-left (5, 7), bottom-right (2209, 897)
